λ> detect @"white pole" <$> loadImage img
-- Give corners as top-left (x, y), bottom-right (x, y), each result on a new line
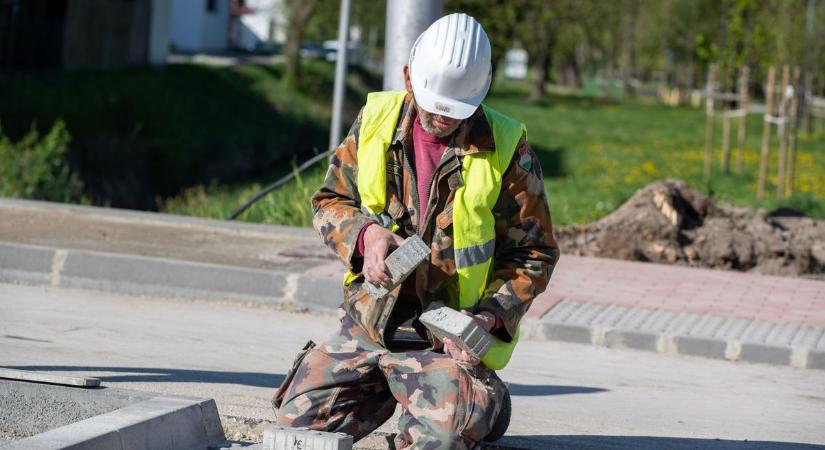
top-left (382, 0), bottom-right (443, 91)
top-left (329, 0), bottom-right (353, 150)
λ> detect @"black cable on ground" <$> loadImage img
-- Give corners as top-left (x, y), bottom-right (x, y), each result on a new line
top-left (226, 148), bottom-right (334, 220)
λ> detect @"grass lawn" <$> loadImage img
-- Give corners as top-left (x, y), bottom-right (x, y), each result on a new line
top-left (162, 76), bottom-right (825, 227)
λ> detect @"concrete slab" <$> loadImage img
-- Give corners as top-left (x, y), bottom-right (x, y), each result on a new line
top-left (0, 243), bottom-right (54, 286)
top-left (0, 368), bottom-right (100, 387)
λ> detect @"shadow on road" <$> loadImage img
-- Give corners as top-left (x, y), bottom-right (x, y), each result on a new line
top-left (506, 383), bottom-right (607, 397)
top-left (486, 435), bottom-right (825, 450)
top-left (7, 365), bottom-right (284, 389)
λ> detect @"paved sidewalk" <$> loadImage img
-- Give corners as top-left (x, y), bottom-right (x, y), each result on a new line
top-left (1, 198), bottom-right (824, 370)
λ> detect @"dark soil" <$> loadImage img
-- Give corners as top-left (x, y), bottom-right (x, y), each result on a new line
top-left (557, 180), bottom-right (825, 280)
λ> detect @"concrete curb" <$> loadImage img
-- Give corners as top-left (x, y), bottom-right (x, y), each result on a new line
top-left (0, 198), bottom-right (318, 242)
top-left (1, 241), bottom-right (345, 312)
top-left (3, 241), bottom-right (824, 370)
top-left (2, 391), bottom-right (224, 450)
top-left (526, 299), bottom-right (825, 371)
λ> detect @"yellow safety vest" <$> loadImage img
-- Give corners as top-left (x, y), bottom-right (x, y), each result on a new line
top-left (352, 90), bottom-right (526, 370)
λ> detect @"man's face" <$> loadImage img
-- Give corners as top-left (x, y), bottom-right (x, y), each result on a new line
top-left (415, 103), bottom-right (462, 138)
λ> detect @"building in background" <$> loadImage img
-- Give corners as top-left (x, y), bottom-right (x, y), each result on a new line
top-left (229, 0), bottom-right (286, 52)
top-left (0, 0), bottom-right (172, 69)
top-left (169, 0), bottom-right (230, 53)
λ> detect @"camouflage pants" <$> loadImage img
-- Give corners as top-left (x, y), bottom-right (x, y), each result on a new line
top-left (273, 313), bottom-right (507, 449)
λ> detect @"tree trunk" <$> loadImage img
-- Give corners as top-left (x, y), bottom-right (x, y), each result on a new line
top-left (529, 40), bottom-right (551, 102)
top-left (621, 0), bottom-right (639, 97)
top-left (283, 0), bottom-right (320, 88)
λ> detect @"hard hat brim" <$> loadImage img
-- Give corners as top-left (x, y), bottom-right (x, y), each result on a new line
top-left (411, 79), bottom-right (486, 120)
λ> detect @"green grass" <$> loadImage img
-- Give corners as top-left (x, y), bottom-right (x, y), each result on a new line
top-left (0, 61), bottom-right (377, 210)
top-left (162, 77), bottom-right (825, 227)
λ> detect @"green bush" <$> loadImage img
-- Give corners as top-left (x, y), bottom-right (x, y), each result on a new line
top-left (0, 121), bottom-right (86, 203)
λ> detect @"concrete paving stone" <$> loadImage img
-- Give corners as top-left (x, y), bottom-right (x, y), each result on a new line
top-left (739, 320), bottom-right (779, 344)
top-left (637, 309), bottom-right (679, 333)
top-left (540, 321), bottom-right (593, 344)
top-left (1, 426), bottom-right (123, 450)
top-left (739, 342), bottom-right (792, 366)
top-left (789, 326), bottom-right (825, 348)
top-left (818, 330), bottom-right (825, 351)
top-left (714, 318), bottom-right (755, 340)
top-left (806, 350), bottom-right (825, 370)
top-left (60, 251), bottom-right (287, 301)
top-left (763, 323), bottom-right (803, 347)
top-left (294, 276), bottom-right (342, 311)
top-left (0, 367), bottom-right (100, 387)
top-left (603, 329), bottom-right (660, 351)
top-left (686, 315), bottom-right (726, 337)
top-left (0, 242), bottom-right (54, 286)
top-left (613, 307), bottom-right (657, 331)
top-left (674, 335), bottom-right (729, 360)
top-left (588, 304), bottom-right (631, 327)
top-left (663, 312), bottom-right (703, 335)
top-left (116, 397), bottom-right (209, 450)
top-left (565, 302), bottom-right (608, 325)
top-left (541, 300), bottom-right (583, 322)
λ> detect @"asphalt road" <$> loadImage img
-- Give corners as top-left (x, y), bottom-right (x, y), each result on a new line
top-left (2, 284), bottom-right (824, 449)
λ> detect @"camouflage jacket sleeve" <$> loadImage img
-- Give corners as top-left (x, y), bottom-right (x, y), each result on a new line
top-left (310, 111), bottom-right (374, 271)
top-left (477, 138), bottom-right (560, 342)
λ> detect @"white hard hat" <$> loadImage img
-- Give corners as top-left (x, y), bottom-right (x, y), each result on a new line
top-left (408, 13), bottom-right (492, 120)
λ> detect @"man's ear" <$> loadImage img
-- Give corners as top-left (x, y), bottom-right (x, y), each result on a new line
top-left (403, 64), bottom-right (413, 94)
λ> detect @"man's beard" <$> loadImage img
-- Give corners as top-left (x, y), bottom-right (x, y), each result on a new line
top-left (415, 105), bottom-right (461, 138)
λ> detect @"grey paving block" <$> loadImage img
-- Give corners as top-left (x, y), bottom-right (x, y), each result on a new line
top-left (590, 304), bottom-right (632, 328)
top-left (566, 302), bottom-right (608, 325)
top-left (685, 315), bottom-right (726, 337)
top-left (362, 236), bottom-right (429, 300)
top-left (542, 300), bottom-right (584, 322)
top-left (637, 309), bottom-right (679, 333)
top-left (674, 335), bottom-right (729, 359)
top-left (420, 303), bottom-right (493, 358)
top-left (294, 276), bottom-right (342, 311)
top-left (60, 251), bottom-right (287, 302)
top-left (0, 242), bottom-right (55, 286)
top-left (603, 329), bottom-right (660, 351)
top-left (540, 322), bottom-right (592, 344)
top-left (739, 320), bottom-right (779, 344)
top-left (614, 308), bottom-right (657, 331)
top-left (763, 323), bottom-right (802, 347)
top-left (806, 350), bottom-right (825, 370)
top-left (790, 326), bottom-right (825, 348)
top-left (817, 330), bottom-right (825, 351)
top-left (714, 318), bottom-right (754, 340)
top-left (739, 342), bottom-right (792, 366)
top-left (263, 426), bottom-right (353, 450)
top-left (663, 312), bottom-right (703, 335)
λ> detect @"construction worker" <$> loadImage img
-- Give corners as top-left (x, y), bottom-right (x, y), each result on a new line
top-left (273, 13), bottom-right (559, 449)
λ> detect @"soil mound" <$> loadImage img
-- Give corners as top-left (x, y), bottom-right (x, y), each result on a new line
top-left (557, 180), bottom-right (825, 279)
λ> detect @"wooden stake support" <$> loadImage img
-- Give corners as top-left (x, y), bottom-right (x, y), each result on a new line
top-left (704, 65), bottom-right (717, 181)
top-left (704, 65), bottom-right (750, 179)
top-left (776, 65), bottom-right (790, 196)
top-left (786, 67), bottom-right (801, 197)
top-left (757, 66), bottom-right (776, 200)
top-left (736, 67), bottom-right (749, 173)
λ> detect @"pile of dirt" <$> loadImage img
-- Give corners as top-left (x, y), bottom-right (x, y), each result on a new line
top-left (557, 180), bottom-right (825, 279)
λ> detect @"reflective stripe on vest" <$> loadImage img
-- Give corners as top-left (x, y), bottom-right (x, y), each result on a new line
top-left (353, 90), bottom-right (526, 370)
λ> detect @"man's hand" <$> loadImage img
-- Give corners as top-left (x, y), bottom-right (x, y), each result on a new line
top-left (362, 225), bottom-right (405, 286)
top-left (442, 310), bottom-right (496, 366)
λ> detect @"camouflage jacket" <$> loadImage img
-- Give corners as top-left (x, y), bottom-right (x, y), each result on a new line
top-left (312, 92), bottom-right (560, 346)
